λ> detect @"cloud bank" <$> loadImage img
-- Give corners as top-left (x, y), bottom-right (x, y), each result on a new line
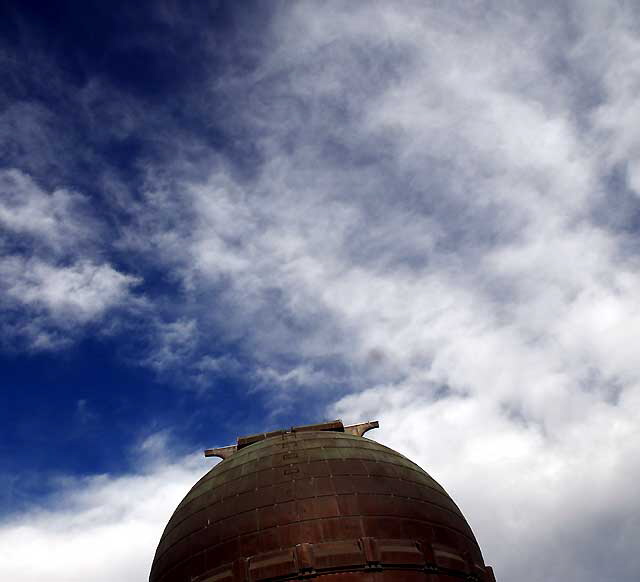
top-left (0, 439), bottom-right (206, 582)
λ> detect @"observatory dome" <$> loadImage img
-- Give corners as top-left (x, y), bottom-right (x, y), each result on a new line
top-left (150, 421), bottom-right (496, 582)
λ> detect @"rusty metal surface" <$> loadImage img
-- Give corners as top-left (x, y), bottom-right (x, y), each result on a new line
top-left (204, 420), bottom-right (379, 460)
top-left (204, 445), bottom-right (238, 460)
top-left (343, 421), bottom-right (379, 438)
top-left (150, 429), bottom-right (495, 582)
top-left (236, 421), bottom-right (346, 451)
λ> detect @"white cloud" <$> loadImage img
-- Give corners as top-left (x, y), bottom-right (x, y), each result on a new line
top-left (0, 258), bottom-right (140, 322)
top-left (0, 169), bottom-right (92, 250)
top-left (582, 2), bottom-right (640, 195)
top-left (333, 384), bottom-right (640, 581)
top-left (0, 449), bottom-right (209, 582)
top-left (0, 168), bottom-right (140, 347)
top-left (143, 318), bottom-right (198, 372)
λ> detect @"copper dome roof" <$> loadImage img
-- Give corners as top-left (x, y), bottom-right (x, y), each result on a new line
top-left (150, 421), bottom-right (496, 582)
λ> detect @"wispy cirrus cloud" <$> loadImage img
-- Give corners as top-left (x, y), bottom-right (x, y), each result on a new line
top-left (0, 168), bottom-right (140, 348)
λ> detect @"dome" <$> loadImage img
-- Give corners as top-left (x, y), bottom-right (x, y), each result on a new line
top-left (150, 421), bottom-right (496, 582)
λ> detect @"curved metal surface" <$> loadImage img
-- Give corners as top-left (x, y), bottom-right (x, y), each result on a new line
top-left (150, 430), bottom-right (495, 582)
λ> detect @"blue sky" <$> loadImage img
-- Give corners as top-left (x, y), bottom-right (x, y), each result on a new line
top-left (2, 2), bottom-right (640, 581)
top-left (0, 0), bottom-right (290, 499)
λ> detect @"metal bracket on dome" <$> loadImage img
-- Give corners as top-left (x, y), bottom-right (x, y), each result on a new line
top-left (204, 445), bottom-right (237, 460)
top-left (203, 419), bottom-right (380, 459)
top-left (344, 420), bottom-right (379, 437)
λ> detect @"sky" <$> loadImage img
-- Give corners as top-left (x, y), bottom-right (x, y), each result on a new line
top-left (1, 1), bottom-right (640, 580)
